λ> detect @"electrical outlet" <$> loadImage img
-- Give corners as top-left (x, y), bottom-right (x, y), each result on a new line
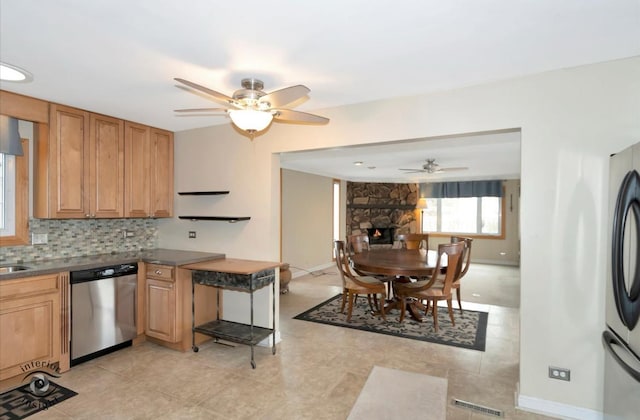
top-left (32, 233), bottom-right (48, 245)
top-left (548, 366), bottom-right (570, 381)
top-left (188, 231), bottom-right (196, 239)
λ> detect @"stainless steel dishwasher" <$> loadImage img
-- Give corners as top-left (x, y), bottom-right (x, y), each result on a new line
top-left (70, 263), bottom-right (138, 365)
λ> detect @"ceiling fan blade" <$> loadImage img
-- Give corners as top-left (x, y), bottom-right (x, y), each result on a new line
top-left (174, 108), bottom-right (228, 113)
top-left (399, 168), bottom-right (426, 173)
top-left (439, 167), bottom-right (469, 172)
top-left (174, 78), bottom-right (237, 107)
top-left (261, 85), bottom-right (310, 108)
top-left (273, 109), bottom-right (329, 124)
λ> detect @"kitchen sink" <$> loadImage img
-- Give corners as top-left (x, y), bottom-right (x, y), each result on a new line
top-left (0, 265), bottom-right (31, 274)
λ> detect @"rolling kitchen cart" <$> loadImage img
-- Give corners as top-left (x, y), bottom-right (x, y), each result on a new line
top-left (186, 259), bottom-right (279, 369)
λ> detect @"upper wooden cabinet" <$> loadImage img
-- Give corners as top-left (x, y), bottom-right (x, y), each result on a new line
top-left (35, 104), bottom-right (124, 218)
top-left (124, 123), bottom-right (174, 218)
top-left (30, 101), bottom-right (173, 219)
top-left (150, 128), bottom-right (174, 218)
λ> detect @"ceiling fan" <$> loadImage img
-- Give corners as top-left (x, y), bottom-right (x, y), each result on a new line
top-left (399, 158), bottom-right (468, 174)
top-left (173, 77), bottom-right (329, 136)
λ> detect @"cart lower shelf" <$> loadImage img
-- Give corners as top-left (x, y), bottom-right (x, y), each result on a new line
top-left (193, 319), bottom-right (274, 346)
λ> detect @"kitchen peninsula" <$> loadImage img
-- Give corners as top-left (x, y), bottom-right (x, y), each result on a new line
top-left (0, 249), bottom-right (281, 388)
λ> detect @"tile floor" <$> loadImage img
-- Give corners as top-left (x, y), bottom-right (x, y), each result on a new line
top-left (30, 263), bottom-right (554, 419)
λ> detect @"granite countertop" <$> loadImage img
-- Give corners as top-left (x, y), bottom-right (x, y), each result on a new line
top-left (0, 248), bottom-right (225, 281)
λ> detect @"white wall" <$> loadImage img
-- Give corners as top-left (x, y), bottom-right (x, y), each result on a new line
top-left (159, 56), bottom-right (640, 415)
top-left (281, 169), bottom-right (334, 274)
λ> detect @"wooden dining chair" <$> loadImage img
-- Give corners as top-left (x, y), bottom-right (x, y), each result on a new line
top-left (448, 236), bottom-right (473, 313)
top-left (334, 240), bottom-right (387, 322)
top-left (394, 241), bottom-right (465, 332)
top-left (347, 233), bottom-right (395, 295)
top-left (395, 233), bottom-right (429, 250)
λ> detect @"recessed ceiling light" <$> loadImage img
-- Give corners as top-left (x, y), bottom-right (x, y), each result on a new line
top-left (368, 166), bottom-right (376, 170)
top-left (0, 62), bottom-right (33, 83)
top-left (353, 161), bottom-right (363, 166)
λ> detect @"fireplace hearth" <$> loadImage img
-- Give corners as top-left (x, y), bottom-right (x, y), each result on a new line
top-left (367, 227), bottom-right (395, 245)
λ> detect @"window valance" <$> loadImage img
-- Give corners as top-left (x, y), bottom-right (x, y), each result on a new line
top-left (420, 180), bottom-right (503, 198)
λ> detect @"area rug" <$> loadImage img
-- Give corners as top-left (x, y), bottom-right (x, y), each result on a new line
top-left (293, 294), bottom-right (488, 351)
top-left (348, 366), bottom-right (447, 419)
top-left (0, 380), bottom-right (77, 419)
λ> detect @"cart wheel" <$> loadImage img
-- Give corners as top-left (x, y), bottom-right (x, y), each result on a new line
top-left (192, 346), bottom-right (199, 352)
top-left (251, 360), bottom-right (256, 369)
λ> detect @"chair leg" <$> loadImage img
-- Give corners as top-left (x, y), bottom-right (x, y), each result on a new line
top-left (366, 294), bottom-right (375, 311)
top-left (340, 290), bottom-right (347, 313)
top-left (432, 302), bottom-right (439, 332)
top-left (456, 287), bottom-right (463, 314)
top-left (398, 296), bottom-right (406, 322)
top-left (447, 298), bottom-right (455, 326)
top-left (347, 291), bottom-right (355, 322)
top-left (379, 293), bottom-right (386, 321)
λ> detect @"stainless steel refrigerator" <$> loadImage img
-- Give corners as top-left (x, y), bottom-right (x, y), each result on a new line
top-left (604, 142), bottom-right (640, 419)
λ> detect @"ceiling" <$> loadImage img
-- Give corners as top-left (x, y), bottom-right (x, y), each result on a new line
top-left (1, 0), bottom-right (638, 182)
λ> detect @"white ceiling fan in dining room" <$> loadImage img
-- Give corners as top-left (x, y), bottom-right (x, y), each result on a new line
top-left (398, 158), bottom-right (468, 174)
top-left (173, 77), bottom-right (329, 137)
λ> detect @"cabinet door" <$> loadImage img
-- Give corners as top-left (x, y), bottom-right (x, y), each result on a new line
top-left (149, 128), bottom-right (174, 218)
top-left (90, 114), bottom-right (124, 217)
top-left (124, 122), bottom-right (151, 217)
top-left (145, 278), bottom-right (177, 342)
top-left (0, 275), bottom-right (61, 381)
top-left (49, 104), bottom-right (90, 218)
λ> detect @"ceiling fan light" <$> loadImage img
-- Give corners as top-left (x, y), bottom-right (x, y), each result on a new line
top-left (228, 109), bottom-right (273, 132)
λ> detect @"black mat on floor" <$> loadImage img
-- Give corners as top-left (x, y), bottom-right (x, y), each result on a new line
top-left (0, 380), bottom-right (77, 419)
top-left (294, 294), bottom-right (488, 351)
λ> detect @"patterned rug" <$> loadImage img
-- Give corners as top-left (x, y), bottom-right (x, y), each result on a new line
top-left (0, 379), bottom-right (77, 419)
top-left (294, 294), bottom-right (488, 351)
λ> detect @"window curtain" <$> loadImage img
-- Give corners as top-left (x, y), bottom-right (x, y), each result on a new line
top-left (420, 180), bottom-right (503, 198)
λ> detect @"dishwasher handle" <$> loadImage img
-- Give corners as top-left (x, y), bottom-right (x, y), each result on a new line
top-left (70, 263), bottom-right (138, 284)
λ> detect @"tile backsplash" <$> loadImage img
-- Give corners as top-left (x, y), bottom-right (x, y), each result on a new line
top-left (0, 218), bottom-right (158, 263)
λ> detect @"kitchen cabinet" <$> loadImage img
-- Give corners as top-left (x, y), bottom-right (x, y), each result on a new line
top-left (35, 104), bottom-right (124, 218)
top-left (149, 128), bottom-right (174, 218)
top-left (145, 263), bottom-right (219, 351)
top-left (0, 274), bottom-right (63, 381)
top-left (145, 264), bottom-right (180, 343)
top-left (124, 123), bottom-right (173, 218)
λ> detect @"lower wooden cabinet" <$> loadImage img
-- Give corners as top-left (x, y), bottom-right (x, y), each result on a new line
top-left (0, 274), bottom-right (68, 382)
top-left (145, 264), bottom-right (181, 343)
top-left (144, 264), bottom-right (218, 351)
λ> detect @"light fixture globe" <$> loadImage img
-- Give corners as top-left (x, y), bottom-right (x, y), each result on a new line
top-left (228, 109), bottom-right (273, 133)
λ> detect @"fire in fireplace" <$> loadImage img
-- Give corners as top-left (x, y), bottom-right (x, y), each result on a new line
top-left (367, 227), bottom-right (395, 245)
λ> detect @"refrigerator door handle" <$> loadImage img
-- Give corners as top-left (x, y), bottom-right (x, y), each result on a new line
top-left (603, 330), bottom-right (640, 382)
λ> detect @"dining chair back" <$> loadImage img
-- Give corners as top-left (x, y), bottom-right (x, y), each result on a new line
top-left (396, 233), bottom-right (429, 250)
top-left (347, 233), bottom-right (370, 254)
top-left (394, 241), bottom-right (465, 331)
top-left (334, 240), bottom-right (387, 322)
top-left (449, 236), bottom-right (473, 313)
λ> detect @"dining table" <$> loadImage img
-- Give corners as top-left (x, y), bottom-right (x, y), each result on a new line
top-left (350, 248), bottom-right (447, 321)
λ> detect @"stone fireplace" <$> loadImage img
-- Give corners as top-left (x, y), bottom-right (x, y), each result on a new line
top-left (346, 182), bottom-right (419, 245)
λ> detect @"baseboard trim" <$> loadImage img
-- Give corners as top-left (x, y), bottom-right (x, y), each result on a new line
top-left (473, 258), bottom-right (520, 266)
top-left (291, 262), bottom-right (335, 279)
top-left (517, 393), bottom-right (602, 420)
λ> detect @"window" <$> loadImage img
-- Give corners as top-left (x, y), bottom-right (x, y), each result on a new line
top-left (422, 196), bottom-right (503, 237)
top-left (0, 139), bottom-right (29, 246)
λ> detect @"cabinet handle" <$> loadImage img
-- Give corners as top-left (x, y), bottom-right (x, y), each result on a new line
top-left (155, 270), bottom-right (162, 275)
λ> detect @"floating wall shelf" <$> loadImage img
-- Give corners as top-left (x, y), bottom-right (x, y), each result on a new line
top-left (177, 191), bottom-right (230, 196)
top-left (178, 216), bottom-right (251, 223)
top-left (178, 191), bottom-right (249, 222)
